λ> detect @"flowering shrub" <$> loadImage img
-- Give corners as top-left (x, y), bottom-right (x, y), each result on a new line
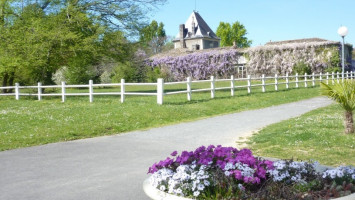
top-left (148, 145), bottom-right (355, 199)
top-left (148, 145), bottom-right (273, 198)
top-left (268, 160), bottom-right (319, 183)
top-left (323, 166), bottom-right (355, 185)
top-left (147, 50), bottom-right (239, 81)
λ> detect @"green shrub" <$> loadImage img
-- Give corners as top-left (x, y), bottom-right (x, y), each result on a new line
top-left (324, 67), bottom-right (341, 73)
top-left (111, 62), bottom-right (137, 82)
top-left (293, 62), bottom-right (311, 75)
top-left (145, 67), bottom-right (161, 82)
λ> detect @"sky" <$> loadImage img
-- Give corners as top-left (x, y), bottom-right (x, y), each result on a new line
top-left (148, 0), bottom-right (355, 47)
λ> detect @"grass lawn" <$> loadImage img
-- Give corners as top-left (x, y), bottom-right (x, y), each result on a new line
top-left (246, 104), bottom-right (355, 166)
top-left (0, 83), bottom-right (320, 151)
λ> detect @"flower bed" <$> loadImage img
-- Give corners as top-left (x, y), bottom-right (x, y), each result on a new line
top-left (145, 145), bottom-right (355, 200)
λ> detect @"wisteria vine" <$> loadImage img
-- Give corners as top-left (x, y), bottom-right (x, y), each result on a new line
top-left (147, 41), bottom-right (348, 81)
top-left (147, 49), bottom-right (239, 81)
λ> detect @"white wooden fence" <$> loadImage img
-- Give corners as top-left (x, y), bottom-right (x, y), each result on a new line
top-left (0, 71), bottom-right (354, 105)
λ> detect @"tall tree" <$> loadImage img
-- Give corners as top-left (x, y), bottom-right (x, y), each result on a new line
top-left (321, 80), bottom-right (355, 134)
top-left (0, 0), bottom-right (166, 87)
top-left (216, 21), bottom-right (252, 48)
top-left (139, 20), bottom-right (166, 54)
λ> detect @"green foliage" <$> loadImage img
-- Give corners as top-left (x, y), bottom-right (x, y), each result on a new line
top-left (139, 20), bottom-right (167, 54)
top-left (112, 62), bottom-right (138, 82)
top-left (321, 80), bottom-right (355, 134)
top-left (293, 62), bottom-right (311, 75)
top-left (330, 49), bottom-right (341, 68)
top-left (145, 66), bottom-right (172, 82)
top-left (146, 67), bottom-right (161, 82)
top-left (325, 67), bottom-right (341, 73)
top-left (321, 80), bottom-right (355, 112)
top-left (0, 0), bottom-right (166, 87)
top-left (216, 21), bottom-right (252, 48)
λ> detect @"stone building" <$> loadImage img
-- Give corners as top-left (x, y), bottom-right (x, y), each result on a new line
top-left (173, 11), bottom-right (220, 50)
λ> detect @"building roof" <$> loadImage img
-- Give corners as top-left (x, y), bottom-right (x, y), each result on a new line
top-left (174, 11), bottom-right (220, 41)
top-left (265, 38), bottom-right (337, 45)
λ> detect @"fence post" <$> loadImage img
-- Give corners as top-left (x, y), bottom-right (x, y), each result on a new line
top-left (295, 73), bottom-right (299, 88)
top-left (121, 79), bottom-right (125, 103)
top-left (88, 80), bottom-right (93, 103)
top-left (247, 75), bottom-right (251, 94)
top-left (319, 72), bottom-right (322, 84)
top-left (312, 72), bottom-right (315, 86)
top-left (61, 81), bottom-right (66, 102)
top-left (346, 71), bottom-right (349, 80)
top-left (187, 77), bottom-right (192, 101)
top-left (286, 73), bottom-right (289, 89)
top-left (157, 78), bottom-right (164, 105)
top-left (332, 72), bottom-right (335, 84)
top-left (38, 82), bottom-right (42, 101)
top-left (230, 75), bottom-right (235, 96)
top-left (304, 73), bottom-right (308, 88)
top-left (211, 76), bottom-right (215, 98)
top-left (326, 72), bottom-right (329, 84)
top-left (15, 83), bottom-right (20, 100)
top-left (262, 74), bottom-right (265, 92)
top-left (275, 74), bottom-right (278, 91)
top-left (337, 72), bottom-right (340, 83)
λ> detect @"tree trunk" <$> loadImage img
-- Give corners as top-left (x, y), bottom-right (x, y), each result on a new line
top-left (2, 72), bottom-right (8, 93)
top-left (344, 110), bottom-right (354, 134)
top-left (7, 72), bottom-right (14, 93)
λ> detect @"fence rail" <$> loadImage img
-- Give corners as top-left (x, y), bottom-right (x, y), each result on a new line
top-left (1, 71), bottom-right (354, 104)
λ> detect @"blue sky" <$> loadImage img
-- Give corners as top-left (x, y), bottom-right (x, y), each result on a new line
top-left (149, 0), bottom-right (355, 47)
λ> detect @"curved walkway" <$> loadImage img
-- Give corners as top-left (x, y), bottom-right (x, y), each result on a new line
top-left (0, 97), bottom-right (332, 200)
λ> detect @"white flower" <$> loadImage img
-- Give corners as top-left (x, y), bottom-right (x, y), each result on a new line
top-left (181, 173), bottom-right (190, 180)
top-left (197, 183), bottom-right (205, 191)
top-left (159, 185), bottom-right (166, 191)
top-left (337, 170), bottom-right (344, 178)
top-left (322, 173), bottom-right (327, 179)
top-left (224, 162), bottom-right (234, 171)
top-left (191, 172), bottom-right (197, 179)
top-left (352, 174), bottom-right (355, 180)
top-left (175, 188), bottom-right (182, 194)
top-left (203, 180), bottom-right (210, 186)
top-left (238, 184), bottom-right (245, 191)
top-left (193, 191), bottom-right (200, 197)
top-left (224, 171), bottom-right (231, 176)
top-left (173, 173), bottom-right (181, 180)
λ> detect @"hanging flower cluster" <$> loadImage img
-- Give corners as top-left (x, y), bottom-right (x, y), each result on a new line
top-left (147, 49), bottom-right (239, 81)
top-left (147, 41), bottom-right (345, 81)
top-left (246, 41), bottom-right (341, 75)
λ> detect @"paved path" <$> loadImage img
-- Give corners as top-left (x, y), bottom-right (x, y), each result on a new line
top-left (0, 97), bottom-right (333, 200)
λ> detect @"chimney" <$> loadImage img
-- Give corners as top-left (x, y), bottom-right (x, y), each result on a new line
top-left (179, 24), bottom-right (186, 48)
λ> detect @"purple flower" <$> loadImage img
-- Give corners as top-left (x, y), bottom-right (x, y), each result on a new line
top-left (170, 151), bottom-right (178, 157)
top-left (148, 145), bottom-right (274, 186)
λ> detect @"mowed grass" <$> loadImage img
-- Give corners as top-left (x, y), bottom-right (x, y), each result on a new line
top-left (0, 80), bottom-right (321, 151)
top-left (246, 104), bottom-right (355, 166)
